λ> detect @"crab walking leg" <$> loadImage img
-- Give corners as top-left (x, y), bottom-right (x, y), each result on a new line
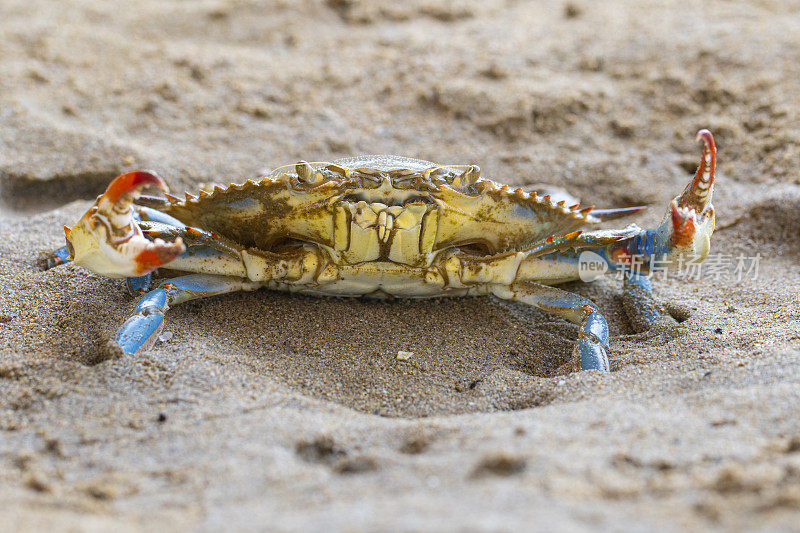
top-left (137, 221), bottom-right (243, 259)
top-left (121, 222), bottom-right (245, 294)
top-left (123, 207), bottom-right (200, 295)
top-left (46, 244), bottom-right (72, 269)
top-left (620, 271), bottom-right (696, 333)
top-left (116, 274), bottom-right (260, 354)
top-left (126, 273), bottom-right (153, 295)
top-left (122, 216), bottom-right (247, 294)
top-left (490, 282), bottom-right (610, 371)
top-left (621, 271), bottom-right (665, 332)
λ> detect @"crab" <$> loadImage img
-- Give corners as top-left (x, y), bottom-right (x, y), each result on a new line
top-left (49, 130), bottom-right (716, 371)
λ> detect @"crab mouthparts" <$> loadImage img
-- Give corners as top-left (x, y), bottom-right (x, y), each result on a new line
top-left (333, 200), bottom-right (439, 265)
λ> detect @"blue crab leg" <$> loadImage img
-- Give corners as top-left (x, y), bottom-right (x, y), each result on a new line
top-left (123, 238), bottom-right (240, 296)
top-left (124, 207), bottom-right (187, 294)
top-left (45, 244), bottom-right (72, 269)
top-left (116, 274), bottom-right (260, 354)
top-left (123, 208), bottom-right (244, 293)
top-left (621, 271), bottom-right (662, 332)
top-left (126, 273), bottom-right (153, 295)
top-left (621, 271), bottom-right (694, 333)
top-left (490, 282), bottom-right (610, 371)
top-left (137, 221), bottom-right (242, 259)
top-left (126, 215), bottom-right (244, 294)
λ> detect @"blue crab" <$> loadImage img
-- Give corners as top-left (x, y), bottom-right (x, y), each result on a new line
top-left (50, 130), bottom-right (716, 371)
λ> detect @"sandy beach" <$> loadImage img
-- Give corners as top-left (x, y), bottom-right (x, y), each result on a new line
top-left (1, 0), bottom-right (800, 530)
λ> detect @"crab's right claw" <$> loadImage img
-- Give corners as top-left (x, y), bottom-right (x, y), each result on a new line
top-left (65, 171), bottom-right (185, 278)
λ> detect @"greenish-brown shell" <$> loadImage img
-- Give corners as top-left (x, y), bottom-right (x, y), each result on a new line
top-left (159, 156), bottom-right (600, 263)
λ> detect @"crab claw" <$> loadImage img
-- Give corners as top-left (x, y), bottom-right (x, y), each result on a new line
top-left (678, 129), bottom-right (715, 213)
top-left (669, 200), bottom-right (697, 247)
top-left (605, 130), bottom-right (717, 272)
top-left (658, 130), bottom-right (716, 266)
top-left (66, 171), bottom-right (186, 278)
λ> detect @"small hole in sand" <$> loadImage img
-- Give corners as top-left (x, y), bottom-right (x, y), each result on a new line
top-left (471, 453), bottom-right (527, 478)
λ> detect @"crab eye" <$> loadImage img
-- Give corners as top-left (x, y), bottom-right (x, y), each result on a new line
top-left (427, 168), bottom-right (452, 186)
top-left (388, 169), bottom-right (417, 189)
top-left (450, 166), bottom-right (480, 188)
top-left (295, 161), bottom-right (323, 185)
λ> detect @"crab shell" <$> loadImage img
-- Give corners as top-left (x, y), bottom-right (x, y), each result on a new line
top-left (156, 156), bottom-right (612, 271)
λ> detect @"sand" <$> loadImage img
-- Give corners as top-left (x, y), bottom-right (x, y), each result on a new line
top-left (1, 0), bottom-right (800, 530)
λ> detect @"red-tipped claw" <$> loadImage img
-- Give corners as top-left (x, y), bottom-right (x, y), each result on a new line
top-left (65, 170), bottom-right (185, 278)
top-left (678, 129), bottom-right (715, 213)
top-left (669, 200), bottom-right (697, 247)
top-left (103, 170), bottom-right (167, 205)
top-left (133, 237), bottom-right (185, 274)
top-left (605, 131), bottom-right (717, 272)
top-left (653, 130), bottom-right (717, 266)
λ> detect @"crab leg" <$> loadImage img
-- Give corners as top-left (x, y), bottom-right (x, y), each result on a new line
top-left (50, 204), bottom-right (230, 293)
top-left (126, 273), bottom-right (154, 295)
top-left (122, 206), bottom-right (189, 294)
top-left (134, 205), bottom-right (187, 227)
top-left (589, 129), bottom-right (715, 334)
top-left (490, 282), bottom-right (609, 371)
top-left (620, 271), bottom-right (667, 332)
top-left (621, 269), bottom-right (701, 335)
top-left (124, 237), bottom-right (248, 296)
top-left (137, 221), bottom-right (242, 259)
top-left (116, 274), bottom-right (260, 354)
top-left (45, 244), bottom-right (72, 269)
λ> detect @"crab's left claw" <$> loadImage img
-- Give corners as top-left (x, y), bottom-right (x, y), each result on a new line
top-left (661, 129), bottom-right (716, 265)
top-left (604, 130), bottom-right (716, 272)
top-left (65, 171), bottom-right (186, 278)
top-left (678, 129), bottom-right (715, 213)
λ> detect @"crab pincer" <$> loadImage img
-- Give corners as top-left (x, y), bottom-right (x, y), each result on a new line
top-left (668, 129), bottom-right (715, 248)
top-left (64, 171), bottom-right (185, 278)
top-left (662, 129), bottom-right (716, 264)
top-left (606, 129), bottom-right (716, 271)
top-left (602, 130), bottom-right (717, 333)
